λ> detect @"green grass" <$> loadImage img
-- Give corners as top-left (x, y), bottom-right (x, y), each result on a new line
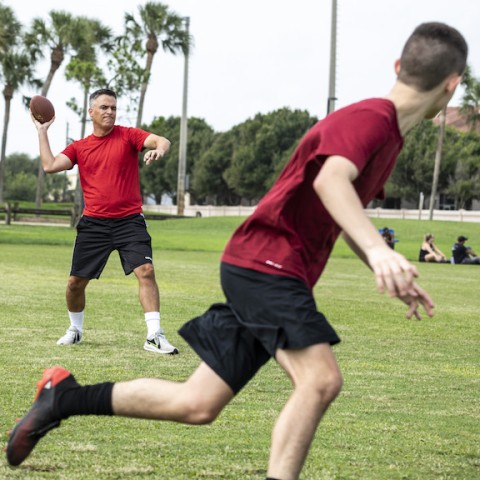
top-left (0, 218), bottom-right (479, 479)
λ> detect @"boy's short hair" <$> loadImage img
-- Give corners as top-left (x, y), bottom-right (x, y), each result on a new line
top-left (398, 22), bottom-right (468, 91)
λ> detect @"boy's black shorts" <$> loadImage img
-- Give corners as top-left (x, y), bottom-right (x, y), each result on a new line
top-left (179, 262), bottom-right (340, 394)
top-left (70, 214), bottom-right (153, 279)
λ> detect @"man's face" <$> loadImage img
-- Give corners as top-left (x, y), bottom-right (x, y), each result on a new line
top-left (89, 94), bottom-right (117, 128)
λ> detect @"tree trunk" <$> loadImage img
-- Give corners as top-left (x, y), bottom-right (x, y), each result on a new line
top-left (136, 39), bottom-right (157, 128)
top-left (35, 49), bottom-right (64, 208)
top-left (0, 87), bottom-right (13, 202)
top-left (428, 107), bottom-right (446, 220)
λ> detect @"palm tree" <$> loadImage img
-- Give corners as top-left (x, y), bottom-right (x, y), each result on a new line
top-left (24, 11), bottom-right (78, 208)
top-left (125, 2), bottom-right (190, 127)
top-left (0, 3), bottom-right (20, 60)
top-left (460, 65), bottom-right (480, 132)
top-left (63, 17), bottom-right (112, 226)
top-left (0, 6), bottom-right (36, 202)
top-left (0, 51), bottom-right (36, 202)
top-left (65, 16), bottom-right (112, 138)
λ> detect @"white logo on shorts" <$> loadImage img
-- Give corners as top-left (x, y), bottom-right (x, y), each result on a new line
top-left (145, 256), bottom-right (153, 261)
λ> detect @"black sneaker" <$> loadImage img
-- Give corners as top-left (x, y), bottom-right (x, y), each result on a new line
top-left (6, 366), bottom-right (78, 466)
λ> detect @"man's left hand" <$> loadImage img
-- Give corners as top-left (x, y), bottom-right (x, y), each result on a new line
top-left (144, 149), bottom-right (165, 165)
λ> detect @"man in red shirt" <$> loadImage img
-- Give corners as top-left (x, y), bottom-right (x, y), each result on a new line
top-left (7, 23), bottom-right (468, 479)
top-left (29, 88), bottom-right (178, 355)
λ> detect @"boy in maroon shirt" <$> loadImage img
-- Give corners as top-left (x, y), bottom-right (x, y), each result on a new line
top-left (7, 22), bottom-right (468, 480)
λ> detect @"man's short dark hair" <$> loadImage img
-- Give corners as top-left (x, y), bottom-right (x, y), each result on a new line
top-left (89, 88), bottom-right (117, 106)
top-left (398, 22), bottom-right (468, 91)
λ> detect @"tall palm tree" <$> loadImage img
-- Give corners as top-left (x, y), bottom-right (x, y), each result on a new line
top-left (66, 16), bottom-right (112, 138)
top-left (460, 65), bottom-right (480, 132)
top-left (0, 6), bottom-right (34, 203)
top-left (125, 2), bottom-right (190, 127)
top-left (64, 17), bottom-right (112, 226)
top-left (24, 11), bottom-right (78, 208)
top-left (0, 50), bottom-right (37, 202)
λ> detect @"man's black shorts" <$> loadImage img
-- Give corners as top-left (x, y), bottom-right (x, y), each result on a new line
top-left (70, 214), bottom-right (153, 279)
top-left (179, 262), bottom-right (340, 394)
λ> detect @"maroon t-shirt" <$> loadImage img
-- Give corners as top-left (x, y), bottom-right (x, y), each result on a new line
top-left (63, 125), bottom-right (149, 218)
top-left (222, 98), bottom-right (403, 289)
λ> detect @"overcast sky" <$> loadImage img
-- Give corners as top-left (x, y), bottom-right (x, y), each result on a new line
top-left (2, 0), bottom-right (479, 157)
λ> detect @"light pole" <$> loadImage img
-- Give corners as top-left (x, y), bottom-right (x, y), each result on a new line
top-left (327, 0), bottom-right (338, 114)
top-left (177, 16), bottom-right (190, 216)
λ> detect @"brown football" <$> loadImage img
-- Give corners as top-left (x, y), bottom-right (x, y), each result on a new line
top-left (30, 95), bottom-right (55, 123)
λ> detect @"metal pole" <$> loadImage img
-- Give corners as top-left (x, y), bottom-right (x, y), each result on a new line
top-left (177, 17), bottom-right (190, 216)
top-left (327, 0), bottom-right (337, 114)
top-left (429, 107), bottom-right (446, 220)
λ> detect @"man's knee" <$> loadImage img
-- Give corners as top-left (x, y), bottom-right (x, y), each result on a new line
top-left (135, 263), bottom-right (156, 282)
top-left (67, 276), bottom-right (89, 295)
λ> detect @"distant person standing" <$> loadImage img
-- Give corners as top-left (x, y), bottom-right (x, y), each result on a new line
top-left (30, 88), bottom-right (178, 354)
top-left (451, 236), bottom-right (480, 264)
top-left (418, 234), bottom-right (447, 263)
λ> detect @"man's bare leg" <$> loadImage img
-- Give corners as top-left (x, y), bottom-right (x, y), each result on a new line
top-left (267, 343), bottom-right (343, 480)
top-left (133, 263), bottom-right (159, 312)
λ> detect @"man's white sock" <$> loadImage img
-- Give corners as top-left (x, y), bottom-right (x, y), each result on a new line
top-left (68, 310), bottom-right (84, 334)
top-left (145, 312), bottom-right (161, 338)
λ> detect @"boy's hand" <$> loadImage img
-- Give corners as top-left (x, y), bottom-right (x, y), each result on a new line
top-left (366, 245), bottom-right (419, 298)
top-left (399, 283), bottom-right (435, 320)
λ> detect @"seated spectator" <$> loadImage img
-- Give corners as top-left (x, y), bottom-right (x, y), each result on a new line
top-left (451, 236), bottom-right (480, 265)
top-left (380, 227), bottom-right (396, 249)
top-left (418, 234), bottom-right (448, 263)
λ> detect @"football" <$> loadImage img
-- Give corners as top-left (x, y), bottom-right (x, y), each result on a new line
top-left (30, 95), bottom-right (55, 124)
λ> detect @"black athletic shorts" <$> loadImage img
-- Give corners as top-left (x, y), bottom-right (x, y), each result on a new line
top-left (179, 262), bottom-right (340, 394)
top-left (70, 214), bottom-right (153, 279)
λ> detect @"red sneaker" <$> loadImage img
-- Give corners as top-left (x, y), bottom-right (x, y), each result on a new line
top-left (6, 366), bottom-right (78, 466)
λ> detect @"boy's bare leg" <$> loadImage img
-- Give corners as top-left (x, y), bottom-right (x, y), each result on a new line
top-left (112, 362), bottom-right (234, 424)
top-left (267, 343), bottom-right (343, 480)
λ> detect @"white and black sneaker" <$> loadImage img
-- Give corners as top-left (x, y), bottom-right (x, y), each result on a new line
top-left (144, 329), bottom-right (179, 355)
top-left (56, 326), bottom-right (82, 345)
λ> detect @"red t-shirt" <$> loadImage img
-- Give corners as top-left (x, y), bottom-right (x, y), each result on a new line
top-left (222, 98), bottom-right (403, 289)
top-left (62, 125), bottom-right (149, 218)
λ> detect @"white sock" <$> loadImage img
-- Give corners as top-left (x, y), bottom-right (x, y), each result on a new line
top-left (145, 312), bottom-right (161, 338)
top-left (68, 310), bottom-right (84, 333)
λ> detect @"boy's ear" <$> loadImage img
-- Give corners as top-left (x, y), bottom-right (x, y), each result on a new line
top-left (394, 59), bottom-right (401, 75)
top-left (445, 74), bottom-right (462, 93)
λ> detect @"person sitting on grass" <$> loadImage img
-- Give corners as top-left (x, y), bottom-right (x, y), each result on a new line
top-left (451, 236), bottom-right (480, 265)
top-left (418, 234), bottom-right (448, 263)
top-left (381, 227), bottom-right (396, 249)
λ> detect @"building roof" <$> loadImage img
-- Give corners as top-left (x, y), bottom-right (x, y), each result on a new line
top-left (433, 106), bottom-right (480, 133)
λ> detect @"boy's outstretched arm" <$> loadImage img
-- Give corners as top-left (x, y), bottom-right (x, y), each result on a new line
top-left (313, 155), bottom-right (434, 318)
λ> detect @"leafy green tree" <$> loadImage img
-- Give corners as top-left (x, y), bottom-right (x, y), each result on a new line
top-left (224, 108), bottom-right (317, 202)
top-left (192, 132), bottom-right (239, 205)
top-left (125, 2), bottom-right (190, 127)
top-left (3, 153), bottom-right (37, 201)
top-left (387, 121), bottom-right (438, 202)
top-left (447, 130), bottom-right (480, 209)
top-left (460, 65), bottom-right (480, 132)
top-left (4, 171), bottom-right (36, 201)
top-left (141, 115), bottom-right (214, 202)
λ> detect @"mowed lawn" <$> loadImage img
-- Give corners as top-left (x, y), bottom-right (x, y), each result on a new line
top-left (0, 217), bottom-right (479, 479)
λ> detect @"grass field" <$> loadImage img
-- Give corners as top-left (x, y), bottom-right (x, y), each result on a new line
top-left (0, 217), bottom-right (479, 479)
